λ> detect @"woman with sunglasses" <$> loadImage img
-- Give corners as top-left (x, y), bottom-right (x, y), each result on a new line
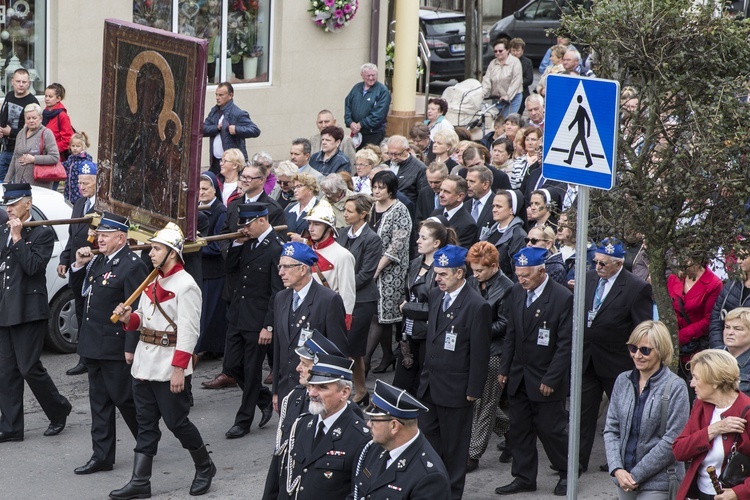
top-left (604, 321), bottom-right (689, 500)
top-left (526, 225), bottom-right (567, 286)
top-left (271, 161), bottom-right (298, 209)
top-left (674, 349), bottom-right (750, 500)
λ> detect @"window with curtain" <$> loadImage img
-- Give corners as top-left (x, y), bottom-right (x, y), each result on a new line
top-left (0, 0), bottom-right (46, 96)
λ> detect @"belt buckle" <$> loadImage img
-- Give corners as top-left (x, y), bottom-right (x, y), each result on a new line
top-left (160, 333), bottom-right (170, 346)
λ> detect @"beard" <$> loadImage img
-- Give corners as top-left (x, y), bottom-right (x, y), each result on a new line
top-left (309, 400), bottom-right (325, 415)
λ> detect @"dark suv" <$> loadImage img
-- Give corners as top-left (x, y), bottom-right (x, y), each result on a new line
top-left (419, 8), bottom-right (494, 82)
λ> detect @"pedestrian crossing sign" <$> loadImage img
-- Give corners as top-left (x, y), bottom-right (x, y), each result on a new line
top-left (542, 74), bottom-right (620, 190)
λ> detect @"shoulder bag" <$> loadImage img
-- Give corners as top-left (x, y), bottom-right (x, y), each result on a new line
top-left (33, 130), bottom-right (66, 182)
top-left (718, 405), bottom-right (750, 488)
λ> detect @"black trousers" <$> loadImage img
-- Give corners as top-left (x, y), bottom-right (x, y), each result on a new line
top-left (579, 362), bottom-right (617, 470)
top-left (392, 337), bottom-right (426, 395)
top-left (84, 358), bottom-right (138, 464)
top-left (508, 382), bottom-right (569, 485)
top-left (419, 388), bottom-right (473, 500)
top-left (359, 131), bottom-right (385, 150)
top-left (0, 320), bottom-right (69, 434)
top-left (223, 326), bottom-right (272, 428)
top-left (133, 376), bottom-right (203, 456)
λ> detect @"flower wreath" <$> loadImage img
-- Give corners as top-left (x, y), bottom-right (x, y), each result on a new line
top-left (308, 0), bottom-right (359, 33)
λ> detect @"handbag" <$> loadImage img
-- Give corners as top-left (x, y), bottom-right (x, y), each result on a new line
top-left (33, 130), bottom-right (66, 182)
top-left (718, 405), bottom-right (750, 488)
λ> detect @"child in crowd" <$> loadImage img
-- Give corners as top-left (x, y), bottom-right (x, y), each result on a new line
top-left (42, 83), bottom-right (74, 161)
top-left (63, 131), bottom-right (92, 204)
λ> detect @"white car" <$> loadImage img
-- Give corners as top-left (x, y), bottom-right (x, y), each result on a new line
top-left (1, 185), bottom-right (78, 353)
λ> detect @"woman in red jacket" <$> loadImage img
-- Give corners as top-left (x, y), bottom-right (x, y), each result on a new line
top-left (673, 349), bottom-right (750, 500)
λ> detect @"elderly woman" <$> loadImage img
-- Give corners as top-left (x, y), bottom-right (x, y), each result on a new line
top-left (483, 189), bottom-right (527, 282)
top-left (271, 160), bottom-right (298, 209)
top-left (604, 321), bottom-right (689, 500)
top-left (491, 138), bottom-right (516, 176)
top-left (526, 225), bottom-right (567, 286)
top-left (673, 349), bottom-right (750, 500)
top-left (466, 242), bottom-right (513, 473)
top-left (6, 103), bottom-right (60, 188)
top-left (424, 97), bottom-right (454, 140)
top-left (250, 151), bottom-right (277, 196)
top-left (320, 174), bottom-right (353, 229)
top-left (365, 170), bottom-right (412, 374)
top-left (432, 128), bottom-right (459, 173)
top-left (352, 148), bottom-right (378, 194)
top-left (284, 173), bottom-right (319, 237)
top-left (724, 307), bottom-right (750, 396)
top-left (510, 127), bottom-right (542, 189)
top-left (219, 148), bottom-right (244, 204)
top-left (710, 250), bottom-right (750, 348)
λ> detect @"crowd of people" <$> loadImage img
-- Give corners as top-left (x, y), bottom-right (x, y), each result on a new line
top-left (1, 34), bottom-right (750, 500)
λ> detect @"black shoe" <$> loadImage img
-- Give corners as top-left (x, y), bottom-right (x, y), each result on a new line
top-left (553, 478), bottom-right (567, 496)
top-left (109, 453), bottom-right (152, 499)
top-left (225, 425), bottom-right (250, 439)
top-left (599, 463), bottom-right (609, 472)
top-left (466, 458), bottom-right (479, 473)
top-left (498, 449), bottom-right (512, 463)
top-left (495, 479), bottom-right (536, 495)
top-left (372, 358), bottom-right (396, 373)
top-left (258, 403), bottom-right (273, 429)
top-left (188, 444), bottom-right (216, 496)
top-left (75, 458), bottom-right (114, 475)
top-left (45, 401), bottom-right (72, 436)
top-left (66, 362), bottom-right (88, 376)
top-left (0, 431), bottom-right (23, 443)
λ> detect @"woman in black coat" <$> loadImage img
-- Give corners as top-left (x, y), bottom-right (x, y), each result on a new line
top-left (393, 219), bottom-right (457, 394)
top-left (482, 189), bottom-right (527, 282)
top-left (337, 193), bottom-right (383, 406)
top-left (465, 242), bottom-right (514, 471)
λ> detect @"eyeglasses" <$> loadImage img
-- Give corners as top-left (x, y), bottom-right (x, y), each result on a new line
top-left (278, 264), bottom-right (304, 271)
top-left (592, 259), bottom-right (612, 268)
top-left (367, 415), bottom-right (405, 425)
top-left (277, 180), bottom-right (291, 186)
top-left (494, 49), bottom-right (506, 54)
top-left (292, 185), bottom-right (306, 190)
top-left (524, 237), bottom-right (546, 245)
top-left (240, 175), bottom-right (263, 182)
top-left (627, 344), bottom-right (653, 356)
top-left (354, 162), bottom-right (371, 168)
top-left (388, 150), bottom-right (409, 159)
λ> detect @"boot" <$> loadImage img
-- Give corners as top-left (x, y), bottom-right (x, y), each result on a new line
top-left (109, 453), bottom-right (152, 499)
top-left (188, 444), bottom-right (217, 496)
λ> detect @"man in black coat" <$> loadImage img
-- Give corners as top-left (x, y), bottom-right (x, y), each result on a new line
top-left (272, 242), bottom-right (348, 408)
top-left (578, 238), bottom-right (653, 472)
top-left (69, 212), bottom-right (148, 474)
top-left (58, 160), bottom-right (99, 376)
top-left (223, 203), bottom-right (281, 438)
top-left (280, 354), bottom-right (370, 500)
top-left (349, 380), bottom-right (450, 500)
top-left (431, 175), bottom-right (478, 249)
top-left (497, 246), bottom-right (572, 496)
top-left (464, 165), bottom-right (497, 242)
top-left (416, 162), bottom-right (448, 224)
top-left (0, 183), bottom-right (71, 442)
top-left (418, 245), bottom-right (490, 500)
top-left (385, 135), bottom-right (428, 205)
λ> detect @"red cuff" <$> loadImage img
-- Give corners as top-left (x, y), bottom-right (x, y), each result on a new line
top-left (345, 314), bottom-right (352, 331)
top-left (172, 349), bottom-right (192, 369)
top-left (123, 314), bottom-right (141, 331)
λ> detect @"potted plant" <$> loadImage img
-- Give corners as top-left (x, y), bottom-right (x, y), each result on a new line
top-left (233, 0), bottom-right (262, 79)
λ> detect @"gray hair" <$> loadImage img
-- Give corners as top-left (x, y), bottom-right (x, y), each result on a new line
top-left (24, 103), bottom-right (42, 116)
top-left (387, 135), bottom-right (410, 150)
top-left (320, 174), bottom-right (347, 194)
top-left (565, 48), bottom-right (581, 62)
top-left (525, 93), bottom-right (544, 108)
top-left (251, 151), bottom-right (274, 169)
top-left (335, 380), bottom-right (354, 392)
top-left (360, 63), bottom-right (378, 74)
top-left (274, 160), bottom-right (299, 178)
top-left (292, 138), bottom-right (312, 155)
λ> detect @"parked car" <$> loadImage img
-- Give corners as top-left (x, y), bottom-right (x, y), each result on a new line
top-left (419, 7), bottom-right (494, 83)
top-left (489, 0), bottom-right (591, 61)
top-left (0, 185), bottom-right (78, 353)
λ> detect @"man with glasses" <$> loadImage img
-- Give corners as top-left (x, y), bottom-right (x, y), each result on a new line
top-left (578, 237), bottom-right (653, 474)
top-left (289, 138), bottom-right (324, 183)
top-left (386, 135), bottom-right (428, 205)
top-left (350, 379), bottom-right (450, 500)
top-left (272, 242), bottom-right (348, 407)
top-left (496, 247), bottom-right (572, 496)
top-left (482, 40), bottom-right (523, 118)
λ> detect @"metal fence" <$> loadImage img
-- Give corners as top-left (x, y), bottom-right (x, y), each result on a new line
top-left (420, 0), bottom-right (464, 11)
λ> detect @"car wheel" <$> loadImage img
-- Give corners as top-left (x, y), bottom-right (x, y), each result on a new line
top-left (45, 287), bottom-right (79, 354)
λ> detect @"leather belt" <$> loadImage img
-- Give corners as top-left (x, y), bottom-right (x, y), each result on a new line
top-left (139, 327), bottom-right (177, 347)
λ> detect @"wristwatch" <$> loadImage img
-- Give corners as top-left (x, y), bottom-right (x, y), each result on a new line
top-left (265, 326), bottom-right (273, 332)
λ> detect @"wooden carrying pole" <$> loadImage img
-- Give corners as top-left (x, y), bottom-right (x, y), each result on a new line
top-left (109, 267), bottom-right (160, 323)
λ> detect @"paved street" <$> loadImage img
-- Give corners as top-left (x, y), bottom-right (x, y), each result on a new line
top-left (1, 350), bottom-right (617, 499)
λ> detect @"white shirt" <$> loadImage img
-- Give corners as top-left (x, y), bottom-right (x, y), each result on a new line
top-left (386, 430), bottom-right (422, 469)
top-left (316, 403), bottom-right (348, 437)
top-left (560, 245), bottom-right (575, 263)
top-left (442, 204), bottom-right (463, 221)
top-left (212, 115), bottom-right (224, 158)
top-left (290, 196), bottom-right (318, 218)
top-left (295, 277), bottom-right (314, 304)
top-left (698, 405), bottom-right (730, 494)
top-left (222, 181), bottom-right (237, 204)
top-left (347, 223), bottom-right (366, 239)
top-left (527, 275), bottom-right (550, 305)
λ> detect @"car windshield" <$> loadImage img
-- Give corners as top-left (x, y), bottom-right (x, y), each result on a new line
top-left (423, 18), bottom-right (465, 36)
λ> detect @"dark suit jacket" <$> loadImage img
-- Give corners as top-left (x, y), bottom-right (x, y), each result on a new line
top-left (463, 192), bottom-right (495, 241)
top-left (281, 404), bottom-right (371, 500)
top-left (416, 186), bottom-right (439, 224)
top-left (272, 279), bottom-right (348, 399)
top-left (284, 198), bottom-right (320, 238)
top-left (336, 225), bottom-right (382, 303)
top-left (70, 246), bottom-right (148, 359)
top-left (225, 231), bottom-right (284, 331)
top-left (418, 284), bottom-right (491, 407)
top-left (521, 167), bottom-right (565, 209)
top-left (347, 433), bottom-right (451, 500)
top-left (0, 220), bottom-right (54, 326)
top-left (395, 155), bottom-right (428, 205)
top-left (60, 195), bottom-right (95, 267)
top-left (203, 99), bottom-right (261, 161)
top-left (430, 206), bottom-right (478, 249)
top-left (201, 197), bottom-right (227, 280)
top-left (499, 278), bottom-right (573, 402)
top-left (583, 268), bottom-right (653, 379)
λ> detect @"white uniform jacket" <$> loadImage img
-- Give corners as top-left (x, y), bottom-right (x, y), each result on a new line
top-left (310, 236), bottom-right (356, 319)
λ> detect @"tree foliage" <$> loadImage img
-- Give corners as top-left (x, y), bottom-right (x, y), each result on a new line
top-left (558, 0), bottom-right (750, 341)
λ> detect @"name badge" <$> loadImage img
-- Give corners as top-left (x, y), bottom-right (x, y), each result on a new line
top-left (587, 310), bottom-right (597, 328)
top-left (298, 327), bottom-right (313, 347)
top-left (444, 326), bottom-right (457, 351)
top-left (537, 326), bottom-right (550, 346)
top-left (479, 226), bottom-right (491, 241)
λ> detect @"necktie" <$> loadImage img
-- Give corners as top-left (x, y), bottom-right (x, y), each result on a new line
top-left (312, 421), bottom-right (326, 449)
top-left (84, 198), bottom-right (92, 213)
top-left (292, 291), bottom-right (301, 312)
top-left (443, 211), bottom-right (450, 220)
top-left (442, 293), bottom-right (452, 312)
top-left (249, 238), bottom-right (258, 251)
top-left (434, 194), bottom-right (439, 209)
top-left (471, 199), bottom-right (481, 222)
top-left (379, 450), bottom-right (392, 474)
top-left (526, 290), bottom-right (534, 308)
top-left (594, 278), bottom-right (607, 310)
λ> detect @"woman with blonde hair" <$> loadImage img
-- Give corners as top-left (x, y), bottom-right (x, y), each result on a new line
top-left (284, 173), bottom-right (319, 237)
top-left (604, 321), bottom-right (688, 499)
top-left (526, 225), bottom-right (567, 286)
top-left (432, 128), bottom-right (459, 173)
top-left (219, 148), bottom-right (245, 203)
